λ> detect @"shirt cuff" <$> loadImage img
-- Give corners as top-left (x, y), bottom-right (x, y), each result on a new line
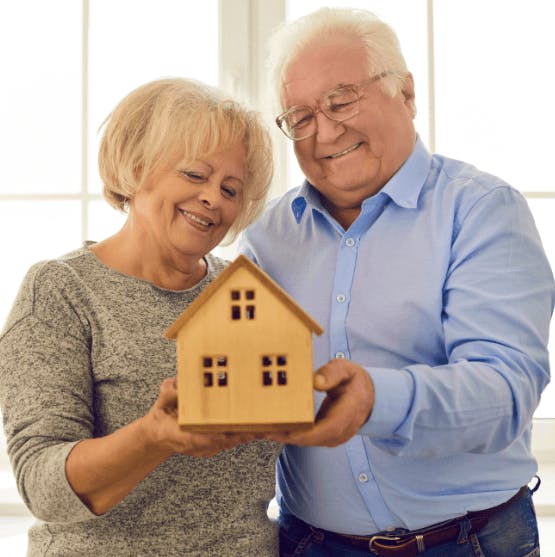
top-left (359, 367), bottom-right (414, 438)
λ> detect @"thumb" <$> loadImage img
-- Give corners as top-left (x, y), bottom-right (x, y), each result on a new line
top-left (313, 372), bottom-right (327, 391)
top-left (156, 377), bottom-right (178, 407)
top-left (313, 359), bottom-right (355, 392)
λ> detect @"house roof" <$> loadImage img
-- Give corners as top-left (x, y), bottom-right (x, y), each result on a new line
top-left (165, 254), bottom-right (324, 339)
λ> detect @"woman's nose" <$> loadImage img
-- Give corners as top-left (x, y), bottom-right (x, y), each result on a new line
top-left (197, 182), bottom-right (220, 208)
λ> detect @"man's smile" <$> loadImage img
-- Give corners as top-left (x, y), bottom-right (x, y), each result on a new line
top-left (325, 142), bottom-right (363, 159)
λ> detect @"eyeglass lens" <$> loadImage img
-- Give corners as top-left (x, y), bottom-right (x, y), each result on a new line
top-left (282, 85), bottom-right (359, 139)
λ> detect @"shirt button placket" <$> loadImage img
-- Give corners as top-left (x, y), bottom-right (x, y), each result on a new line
top-left (330, 235), bottom-right (359, 362)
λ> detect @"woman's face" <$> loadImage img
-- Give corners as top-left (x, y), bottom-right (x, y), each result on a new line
top-left (131, 141), bottom-right (246, 263)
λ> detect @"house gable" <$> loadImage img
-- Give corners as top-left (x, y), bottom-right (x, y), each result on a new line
top-left (165, 255), bottom-right (323, 340)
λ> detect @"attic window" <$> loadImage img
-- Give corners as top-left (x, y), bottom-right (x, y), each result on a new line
top-left (230, 288), bottom-right (257, 321)
top-left (261, 354), bottom-right (288, 387)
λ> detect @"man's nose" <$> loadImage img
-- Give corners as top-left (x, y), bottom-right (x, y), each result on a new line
top-left (314, 110), bottom-right (345, 143)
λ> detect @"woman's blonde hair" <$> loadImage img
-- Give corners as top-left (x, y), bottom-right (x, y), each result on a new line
top-left (98, 77), bottom-right (273, 242)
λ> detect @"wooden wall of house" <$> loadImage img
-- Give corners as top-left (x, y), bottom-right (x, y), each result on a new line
top-left (176, 267), bottom-right (314, 429)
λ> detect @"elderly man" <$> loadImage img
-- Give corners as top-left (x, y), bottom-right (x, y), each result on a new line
top-left (241, 7), bottom-right (555, 557)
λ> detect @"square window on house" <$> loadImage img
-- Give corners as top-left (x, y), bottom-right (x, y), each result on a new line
top-left (262, 355), bottom-right (272, 366)
top-left (231, 305), bottom-right (241, 320)
top-left (203, 357), bottom-right (213, 368)
top-left (277, 355), bottom-right (287, 366)
top-left (203, 372), bottom-right (213, 387)
top-left (245, 305), bottom-right (255, 319)
top-left (245, 290), bottom-right (255, 300)
top-left (277, 371), bottom-right (287, 385)
top-left (217, 356), bottom-right (227, 366)
top-left (231, 290), bottom-right (241, 300)
top-left (262, 371), bottom-right (272, 386)
top-left (217, 372), bottom-right (228, 386)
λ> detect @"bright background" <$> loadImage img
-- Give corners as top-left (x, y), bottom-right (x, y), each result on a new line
top-left (1, 0), bottom-right (554, 553)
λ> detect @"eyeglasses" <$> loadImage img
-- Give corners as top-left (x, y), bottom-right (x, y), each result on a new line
top-left (275, 71), bottom-right (390, 141)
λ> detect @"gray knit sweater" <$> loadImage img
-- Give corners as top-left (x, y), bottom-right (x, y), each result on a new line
top-left (0, 244), bottom-right (280, 556)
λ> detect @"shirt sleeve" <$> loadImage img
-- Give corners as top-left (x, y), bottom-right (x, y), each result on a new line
top-left (0, 263), bottom-right (98, 522)
top-left (361, 186), bottom-right (554, 456)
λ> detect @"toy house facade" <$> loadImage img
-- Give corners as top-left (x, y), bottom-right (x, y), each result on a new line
top-left (165, 255), bottom-right (323, 432)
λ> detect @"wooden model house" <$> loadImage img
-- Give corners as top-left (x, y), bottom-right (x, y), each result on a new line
top-left (165, 255), bottom-right (323, 432)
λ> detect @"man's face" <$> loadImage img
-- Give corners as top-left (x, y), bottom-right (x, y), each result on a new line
top-left (282, 37), bottom-right (416, 227)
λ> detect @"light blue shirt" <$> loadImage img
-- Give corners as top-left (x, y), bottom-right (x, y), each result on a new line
top-left (240, 137), bottom-right (554, 534)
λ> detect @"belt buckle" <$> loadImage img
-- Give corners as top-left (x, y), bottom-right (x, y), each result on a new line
top-left (370, 532), bottom-right (429, 555)
top-left (368, 534), bottom-right (402, 553)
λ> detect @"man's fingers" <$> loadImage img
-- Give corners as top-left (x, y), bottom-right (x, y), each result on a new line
top-left (267, 419), bottom-right (351, 447)
top-left (266, 360), bottom-right (375, 447)
top-left (313, 359), bottom-right (356, 392)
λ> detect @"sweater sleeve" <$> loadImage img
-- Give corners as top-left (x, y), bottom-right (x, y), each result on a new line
top-left (0, 262), bottom-right (98, 522)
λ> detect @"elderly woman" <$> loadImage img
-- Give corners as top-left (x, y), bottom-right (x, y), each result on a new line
top-left (0, 78), bottom-right (278, 556)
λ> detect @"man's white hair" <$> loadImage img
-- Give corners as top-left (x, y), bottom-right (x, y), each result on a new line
top-left (267, 7), bottom-right (409, 110)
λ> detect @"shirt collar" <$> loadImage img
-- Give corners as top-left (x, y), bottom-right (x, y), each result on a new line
top-left (291, 182), bottom-right (324, 223)
top-left (290, 136), bottom-right (432, 222)
top-left (377, 135), bottom-right (431, 209)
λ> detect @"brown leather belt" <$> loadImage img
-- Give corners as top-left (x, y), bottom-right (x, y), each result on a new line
top-left (319, 486), bottom-right (527, 556)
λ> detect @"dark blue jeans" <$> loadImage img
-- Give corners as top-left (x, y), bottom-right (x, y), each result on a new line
top-left (279, 488), bottom-right (540, 556)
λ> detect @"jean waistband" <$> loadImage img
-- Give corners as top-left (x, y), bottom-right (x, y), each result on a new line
top-left (287, 486), bottom-right (528, 557)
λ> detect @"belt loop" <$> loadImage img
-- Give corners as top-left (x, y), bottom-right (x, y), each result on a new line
top-left (309, 525), bottom-right (325, 544)
top-left (529, 475), bottom-right (541, 494)
top-left (416, 534), bottom-right (425, 553)
top-left (457, 516), bottom-right (472, 545)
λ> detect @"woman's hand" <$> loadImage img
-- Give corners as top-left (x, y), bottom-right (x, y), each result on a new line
top-left (142, 377), bottom-right (257, 457)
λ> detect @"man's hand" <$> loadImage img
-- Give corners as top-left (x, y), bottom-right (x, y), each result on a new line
top-left (267, 359), bottom-right (375, 447)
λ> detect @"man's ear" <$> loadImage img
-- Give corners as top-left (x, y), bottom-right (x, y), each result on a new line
top-left (402, 73), bottom-right (417, 118)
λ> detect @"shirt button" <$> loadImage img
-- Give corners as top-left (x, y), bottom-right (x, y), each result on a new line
top-left (336, 294), bottom-right (346, 303)
top-left (358, 473), bottom-right (369, 483)
top-left (335, 351), bottom-right (346, 359)
top-left (345, 238), bottom-right (355, 247)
